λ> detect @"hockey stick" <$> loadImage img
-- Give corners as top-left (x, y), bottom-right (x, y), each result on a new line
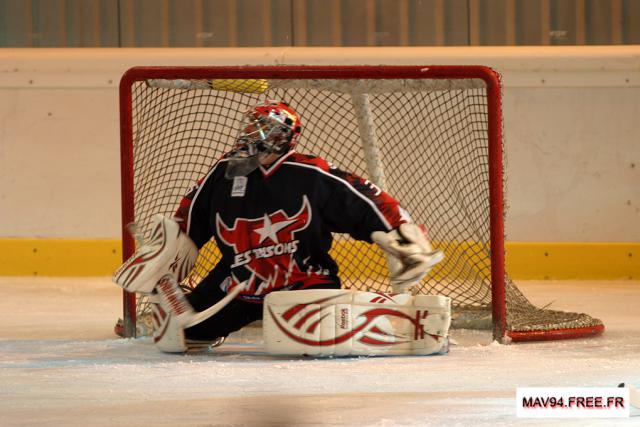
top-left (155, 272), bottom-right (249, 329)
top-left (183, 281), bottom-right (247, 328)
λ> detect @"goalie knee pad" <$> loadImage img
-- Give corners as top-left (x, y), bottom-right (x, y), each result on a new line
top-left (113, 214), bottom-right (198, 294)
top-left (263, 289), bottom-right (451, 357)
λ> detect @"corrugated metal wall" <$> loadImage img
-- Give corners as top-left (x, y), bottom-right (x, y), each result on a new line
top-left (1, 0), bottom-right (638, 47)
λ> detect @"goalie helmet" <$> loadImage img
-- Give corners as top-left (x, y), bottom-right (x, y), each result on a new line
top-left (225, 101), bottom-right (302, 178)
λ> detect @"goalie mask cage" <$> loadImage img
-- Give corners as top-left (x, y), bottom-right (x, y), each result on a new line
top-left (118, 65), bottom-right (604, 343)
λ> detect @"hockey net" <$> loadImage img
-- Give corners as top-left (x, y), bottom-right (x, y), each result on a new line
top-left (118, 65), bottom-right (604, 342)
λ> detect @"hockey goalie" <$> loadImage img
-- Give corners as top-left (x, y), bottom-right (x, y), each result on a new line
top-left (113, 100), bottom-right (450, 356)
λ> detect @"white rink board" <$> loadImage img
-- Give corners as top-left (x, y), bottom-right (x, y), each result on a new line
top-left (0, 277), bottom-right (639, 426)
top-left (0, 47), bottom-right (638, 242)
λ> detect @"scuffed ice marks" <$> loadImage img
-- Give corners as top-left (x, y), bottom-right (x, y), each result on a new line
top-left (1, 278), bottom-right (639, 426)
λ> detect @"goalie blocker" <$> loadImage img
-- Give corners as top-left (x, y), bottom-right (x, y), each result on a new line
top-left (264, 289), bottom-right (451, 357)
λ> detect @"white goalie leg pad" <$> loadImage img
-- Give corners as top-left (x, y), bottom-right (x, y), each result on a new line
top-left (149, 274), bottom-right (243, 353)
top-left (149, 293), bottom-right (188, 353)
top-left (113, 214), bottom-right (198, 294)
top-left (155, 274), bottom-right (197, 328)
top-left (263, 289), bottom-right (451, 357)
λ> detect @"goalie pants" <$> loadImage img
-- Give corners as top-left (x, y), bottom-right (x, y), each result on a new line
top-left (185, 267), bottom-right (340, 341)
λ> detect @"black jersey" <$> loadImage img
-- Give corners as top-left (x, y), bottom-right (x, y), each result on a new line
top-left (175, 151), bottom-right (409, 302)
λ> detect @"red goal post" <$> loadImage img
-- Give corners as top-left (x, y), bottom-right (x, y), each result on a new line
top-left (118, 65), bottom-right (604, 342)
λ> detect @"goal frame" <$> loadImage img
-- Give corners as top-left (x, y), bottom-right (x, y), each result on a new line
top-left (118, 65), bottom-right (511, 341)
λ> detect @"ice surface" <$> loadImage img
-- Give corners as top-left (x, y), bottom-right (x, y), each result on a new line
top-left (0, 277), bottom-right (638, 426)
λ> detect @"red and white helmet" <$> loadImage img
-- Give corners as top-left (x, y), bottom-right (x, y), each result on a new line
top-left (236, 100), bottom-right (301, 154)
top-left (225, 101), bottom-right (302, 178)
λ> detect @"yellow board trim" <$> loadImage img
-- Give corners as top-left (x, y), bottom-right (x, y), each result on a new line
top-left (505, 242), bottom-right (639, 280)
top-left (0, 239), bottom-right (122, 276)
top-left (0, 238), bottom-right (638, 279)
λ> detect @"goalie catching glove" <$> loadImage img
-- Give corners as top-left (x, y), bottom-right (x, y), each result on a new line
top-left (113, 214), bottom-right (198, 294)
top-left (371, 223), bottom-right (444, 293)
